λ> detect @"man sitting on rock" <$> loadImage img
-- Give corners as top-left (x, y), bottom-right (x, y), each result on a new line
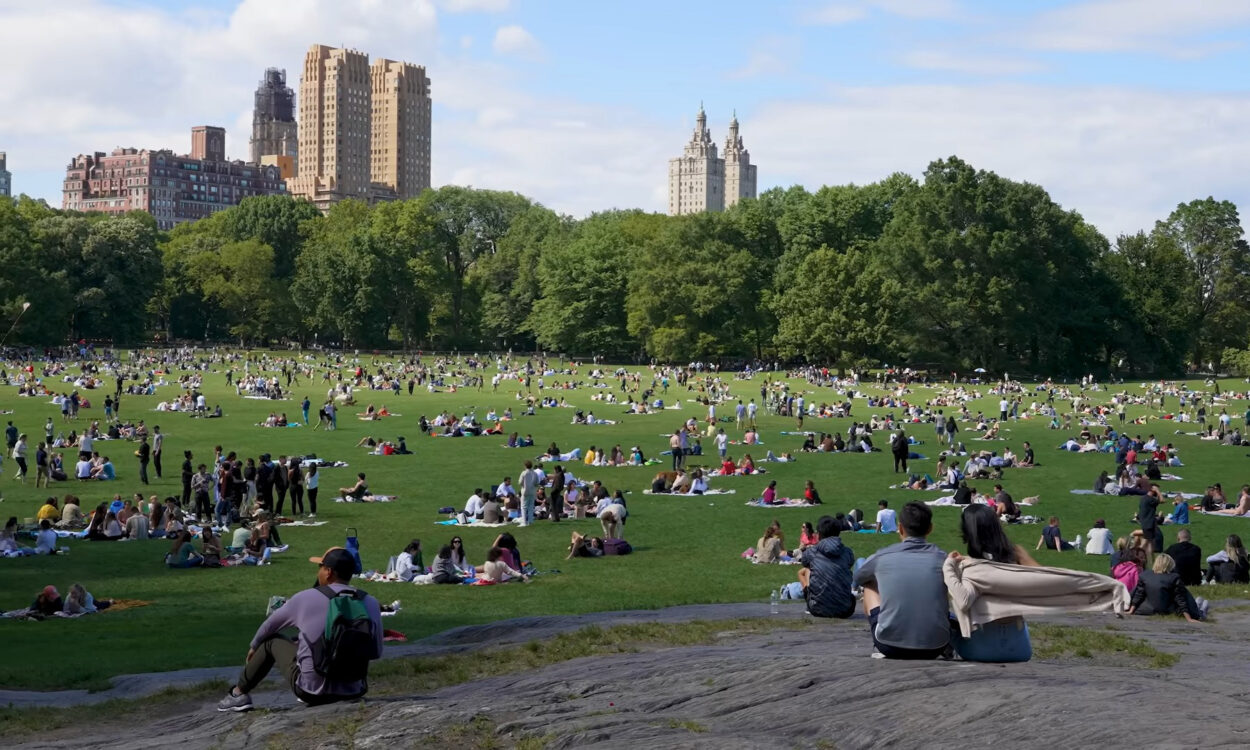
top-left (853, 502), bottom-right (950, 659)
top-left (797, 515), bottom-right (856, 619)
top-left (217, 547), bottom-right (383, 712)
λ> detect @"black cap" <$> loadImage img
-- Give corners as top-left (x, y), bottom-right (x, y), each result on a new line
top-left (309, 547), bottom-right (356, 580)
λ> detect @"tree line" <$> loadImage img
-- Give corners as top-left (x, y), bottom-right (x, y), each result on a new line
top-left (1, 156), bottom-right (1247, 376)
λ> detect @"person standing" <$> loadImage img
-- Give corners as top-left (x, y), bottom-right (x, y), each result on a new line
top-left (34, 441), bottom-right (49, 488)
top-left (5, 421), bottom-right (17, 456)
top-left (181, 450), bottom-right (194, 508)
top-left (12, 433), bottom-right (28, 482)
top-left (301, 396), bottom-right (311, 426)
top-left (288, 460), bottom-right (305, 517)
top-left (274, 456), bottom-right (289, 516)
top-left (518, 460), bottom-right (539, 526)
top-left (136, 435), bottom-right (150, 485)
top-left (326, 401), bottom-right (337, 431)
top-left (935, 410), bottom-right (946, 443)
top-left (1139, 485), bottom-right (1162, 553)
top-left (306, 464), bottom-right (319, 519)
top-left (891, 429), bottom-right (909, 473)
top-left (44, 417), bottom-right (54, 447)
top-left (152, 426), bottom-right (164, 479)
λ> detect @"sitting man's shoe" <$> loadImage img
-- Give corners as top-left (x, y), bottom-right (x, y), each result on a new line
top-left (217, 689), bottom-right (253, 712)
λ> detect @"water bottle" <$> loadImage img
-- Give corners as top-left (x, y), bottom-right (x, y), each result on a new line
top-left (770, 587), bottom-right (779, 615)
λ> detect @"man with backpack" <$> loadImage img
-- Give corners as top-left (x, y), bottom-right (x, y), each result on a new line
top-left (217, 547), bottom-right (383, 712)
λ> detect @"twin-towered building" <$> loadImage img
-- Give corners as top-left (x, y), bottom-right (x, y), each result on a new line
top-left (667, 106), bottom-right (757, 215)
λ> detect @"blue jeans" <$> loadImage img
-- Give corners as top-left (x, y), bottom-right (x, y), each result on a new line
top-left (952, 619), bottom-right (1032, 662)
top-left (522, 493), bottom-right (536, 525)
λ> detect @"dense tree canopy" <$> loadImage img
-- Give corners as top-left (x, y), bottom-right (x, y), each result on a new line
top-left (0, 164), bottom-right (1245, 376)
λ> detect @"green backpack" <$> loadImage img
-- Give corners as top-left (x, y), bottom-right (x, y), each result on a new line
top-left (313, 586), bottom-right (376, 684)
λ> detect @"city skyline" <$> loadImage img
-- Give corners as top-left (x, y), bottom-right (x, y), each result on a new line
top-left (2, 0), bottom-right (1250, 237)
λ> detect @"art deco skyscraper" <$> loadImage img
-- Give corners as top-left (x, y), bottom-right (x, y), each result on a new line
top-left (371, 58), bottom-right (432, 200)
top-left (288, 45), bottom-right (373, 210)
top-left (0, 152), bottom-right (10, 197)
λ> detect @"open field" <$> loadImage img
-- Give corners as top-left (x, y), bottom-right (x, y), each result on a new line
top-left (1, 357), bottom-right (1248, 691)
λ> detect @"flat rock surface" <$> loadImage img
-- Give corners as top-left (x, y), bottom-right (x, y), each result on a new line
top-left (12, 601), bottom-right (1250, 748)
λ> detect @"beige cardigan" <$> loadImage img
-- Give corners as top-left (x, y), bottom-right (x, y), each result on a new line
top-left (943, 556), bottom-right (1130, 638)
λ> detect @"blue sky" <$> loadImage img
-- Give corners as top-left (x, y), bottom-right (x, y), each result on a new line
top-left (2, 0), bottom-right (1250, 237)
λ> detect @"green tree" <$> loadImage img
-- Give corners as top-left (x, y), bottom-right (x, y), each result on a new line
top-left (187, 238), bottom-right (278, 344)
top-left (74, 216), bottom-right (162, 343)
top-left (1156, 197), bottom-right (1250, 367)
top-left (772, 246), bottom-right (902, 371)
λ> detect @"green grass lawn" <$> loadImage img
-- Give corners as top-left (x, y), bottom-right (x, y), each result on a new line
top-left (0, 360), bottom-right (1246, 690)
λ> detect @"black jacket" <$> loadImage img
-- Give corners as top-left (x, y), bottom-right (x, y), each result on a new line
top-left (802, 537), bottom-right (856, 619)
top-left (1130, 570), bottom-right (1189, 617)
top-left (1164, 541), bottom-right (1203, 586)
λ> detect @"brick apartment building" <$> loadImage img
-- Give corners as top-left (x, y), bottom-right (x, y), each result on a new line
top-left (62, 126), bottom-right (287, 230)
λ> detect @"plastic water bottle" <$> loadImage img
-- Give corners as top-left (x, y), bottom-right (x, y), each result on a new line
top-left (770, 588), bottom-right (779, 614)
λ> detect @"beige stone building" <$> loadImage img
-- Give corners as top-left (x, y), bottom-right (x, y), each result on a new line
top-left (667, 106), bottom-right (756, 215)
top-left (371, 58), bottom-right (432, 200)
top-left (288, 44), bottom-right (431, 211)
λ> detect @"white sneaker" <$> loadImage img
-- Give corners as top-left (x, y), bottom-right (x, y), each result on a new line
top-left (390, 600), bottom-right (401, 610)
top-left (870, 649), bottom-right (886, 660)
top-left (1073, 534), bottom-right (1083, 549)
top-left (307, 513), bottom-right (316, 519)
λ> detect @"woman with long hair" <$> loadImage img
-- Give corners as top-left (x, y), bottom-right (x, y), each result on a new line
top-left (944, 504), bottom-right (1039, 662)
top-left (448, 536), bottom-right (474, 576)
top-left (1205, 534), bottom-right (1250, 584)
top-left (753, 519), bottom-right (784, 564)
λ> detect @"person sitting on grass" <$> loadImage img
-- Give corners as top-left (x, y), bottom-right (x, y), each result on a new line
top-left (853, 502), bottom-right (950, 660)
top-left (874, 499), bottom-right (897, 533)
top-left (1084, 519), bottom-right (1113, 555)
top-left (482, 546), bottom-right (528, 582)
top-left (1205, 534), bottom-right (1250, 584)
top-left (166, 530), bottom-right (203, 568)
top-left (395, 539), bottom-right (425, 581)
top-left (753, 520), bottom-right (784, 564)
top-left (431, 544), bottom-right (466, 584)
top-left (1128, 553), bottom-right (1208, 623)
top-left (797, 515), bottom-right (856, 619)
top-left (1036, 516), bottom-right (1081, 552)
top-left (217, 547), bottom-right (383, 712)
top-left (241, 527), bottom-right (273, 566)
top-left (339, 472), bottom-right (368, 501)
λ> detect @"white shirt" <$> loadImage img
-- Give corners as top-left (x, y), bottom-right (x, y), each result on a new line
top-left (76, 460), bottom-right (92, 478)
top-left (999, 399), bottom-right (1009, 412)
top-left (35, 529), bottom-right (57, 554)
top-left (153, 433), bottom-right (163, 452)
top-left (1085, 527), bottom-right (1113, 555)
top-left (497, 482), bottom-right (517, 498)
top-left (464, 493), bottom-right (484, 516)
top-left (715, 434), bottom-right (728, 451)
top-left (876, 508), bottom-right (898, 533)
top-left (80, 435), bottom-right (94, 453)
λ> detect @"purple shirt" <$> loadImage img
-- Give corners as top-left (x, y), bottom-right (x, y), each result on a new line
top-left (249, 582), bottom-right (384, 696)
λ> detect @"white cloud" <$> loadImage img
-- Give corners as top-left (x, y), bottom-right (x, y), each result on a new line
top-left (727, 36), bottom-right (800, 79)
top-left (902, 50), bottom-right (1045, 75)
top-left (804, 4), bottom-right (868, 25)
top-left (804, 0), bottom-right (959, 25)
top-left (459, 35), bottom-right (474, 49)
top-left (437, 0), bottom-right (510, 12)
top-left (1023, 0), bottom-right (1250, 57)
top-left (747, 84), bottom-right (1250, 237)
top-left (492, 24), bottom-right (543, 61)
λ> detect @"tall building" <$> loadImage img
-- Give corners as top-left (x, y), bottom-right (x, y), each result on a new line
top-left (722, 113), bottom-right (757, 210)
top-left (371, 58), bottom-right (432, 200)
top-left (0, 152), bottom-right (10, 198)
top-left (250, 68), bottom-right (298, 176)
top-left (288, 44), bottom-right (432, 211)
top-left (667, 106), bottom-right (757, 215)
top-left (62, 127), bottom-right (286, 230)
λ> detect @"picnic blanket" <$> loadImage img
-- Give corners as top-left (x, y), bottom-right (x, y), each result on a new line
top-left (335, 494), bottom-right (397, 503)
top-left (435, 519), bottom-right (513, 527)
top-left (280, 520), bottom-right (329, 527)
top-left (1, 598), bottom-right (151, 619)
top-left (1160, 473), bottom-right (1184, 481)
top-left (744, 497), bottom-right (815, 508)
top-left (710, 469), bottom-right (766, 476)
top-left (1071, 489), bottom-right (1203, 499)
top-left (643, 488), bottom-right (736, 496)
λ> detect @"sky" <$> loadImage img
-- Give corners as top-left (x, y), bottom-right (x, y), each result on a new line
top-left (2, 0), bottom-right (1249, 238)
